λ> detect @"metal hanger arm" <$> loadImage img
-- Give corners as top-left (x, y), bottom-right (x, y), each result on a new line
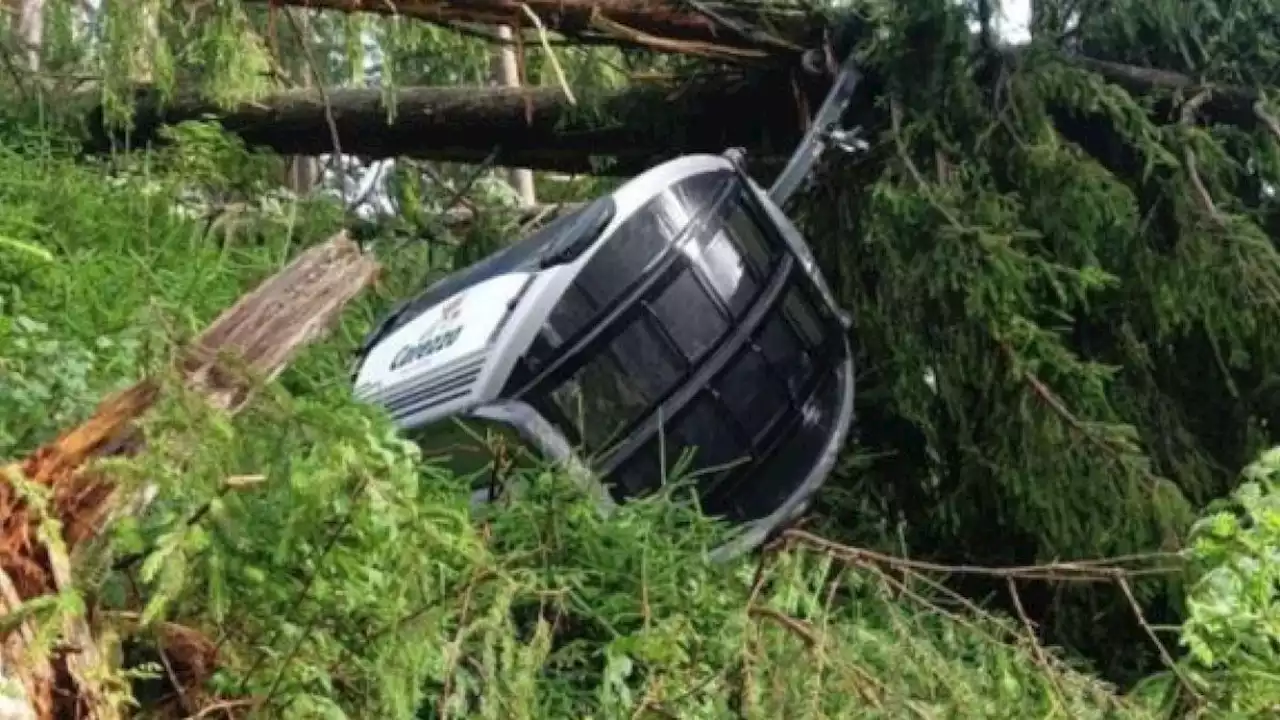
top-left (767, 51), bottom-right (864, 208)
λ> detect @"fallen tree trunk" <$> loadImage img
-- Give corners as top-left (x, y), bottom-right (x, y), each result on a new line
top-left (82, 45), bottom-right (1280, 175)
top-left (83, 72), bottom-right (822, 174)
top-left (0, 233), bottom-right (379, 719)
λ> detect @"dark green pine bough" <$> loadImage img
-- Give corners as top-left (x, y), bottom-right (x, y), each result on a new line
top-left (793, 0), bottom-right (1280, 682)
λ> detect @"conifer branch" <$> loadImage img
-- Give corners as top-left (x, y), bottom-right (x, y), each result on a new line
top-left (1001, 343), bottom-right (1169, 493)
top-left (1005, 576), bottom-right (1070, 712)
top-left (1116, 575), bottom-right (1202, 701)
top-left (782, 529), bottom-right (1181, 583)
top-left (1064, 54), bottom-right (1273, 134)
top-left (1252, 100), bottom-right (1280, 144)
top-left (1180, 89), bottom-right (1224, 224)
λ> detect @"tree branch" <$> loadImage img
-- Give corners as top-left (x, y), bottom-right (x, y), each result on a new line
top-left (1052, 53), bottom-right (1269, 130)
top-left (245, 0), bottom-right (813, 60)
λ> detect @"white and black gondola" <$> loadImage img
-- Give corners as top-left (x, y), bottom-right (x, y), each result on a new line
top-left (352, 51), bottom-right (865, 560)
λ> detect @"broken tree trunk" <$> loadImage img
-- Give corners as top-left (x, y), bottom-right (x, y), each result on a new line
top-left (0, 233), bottom-right (380, 719)
top-left (83, 72), bottom-right (819, 174)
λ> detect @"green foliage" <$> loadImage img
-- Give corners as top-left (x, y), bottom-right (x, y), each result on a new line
top-left (0, 123), bottom-right (450, 715)
top-left (793, 0), bottom-right (1280, 680)
top-left (0, 314), bottom-right (142, 452)
top-left (0, 112), bottom-right (1166, 720)
top-left (3, 0), bottom-right (1280, 715)
top-left (102, 383), bottom-right (480, 718)
top-left (407, 473), bottom-right (1157, 719)
top-left (1178, 447), bottom-right (1280, 715)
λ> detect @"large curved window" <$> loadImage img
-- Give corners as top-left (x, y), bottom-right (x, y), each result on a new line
top-left (537, 170), bottom-right (738, 350)
top-left (531, 174), bottom-right (795, 460)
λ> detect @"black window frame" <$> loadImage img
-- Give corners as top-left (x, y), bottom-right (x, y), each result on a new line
top-left (513, 165), bottom-right (845, 507)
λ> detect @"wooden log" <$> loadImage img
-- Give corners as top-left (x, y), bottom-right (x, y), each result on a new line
top-left (82, 74), bottom-right (816, 174)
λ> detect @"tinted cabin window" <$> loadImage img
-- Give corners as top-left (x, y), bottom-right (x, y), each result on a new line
top-left (403, 418), bottom-right (538, 498)
top-left (649, 269), bottom-right (728, 364)
top-left (534, 172), bottom-right (800, 473)
top-left (586, 186), bottom-right (841, 509)
top-left (550, 352), bottom-right (651, 454)
top-left (539, 170), bottom-right (736, 350)
top-left (536, 171), bottom-right (734, 453)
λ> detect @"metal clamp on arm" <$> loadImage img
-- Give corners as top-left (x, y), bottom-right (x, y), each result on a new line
top-left (767, 50), bottom-right (866, 208)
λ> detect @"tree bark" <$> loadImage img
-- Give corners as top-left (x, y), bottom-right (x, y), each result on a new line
top-left (492, 25), bottom-right (537, 206)
top-left (84, 73), bottom-right (818, 174)
top-left (281, 8), bottom-right (322, 195)
top-left (13, 0), bottom-right (41, 70)
top-left (130, 0), bottom-right (159, 84)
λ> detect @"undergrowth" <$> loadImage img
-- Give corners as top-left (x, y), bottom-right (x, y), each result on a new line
top-left (0, 118), bottom-right (1276, 718)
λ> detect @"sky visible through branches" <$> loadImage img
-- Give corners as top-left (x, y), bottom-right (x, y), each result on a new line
top-left (995, 0), bottom-right (1031, 42)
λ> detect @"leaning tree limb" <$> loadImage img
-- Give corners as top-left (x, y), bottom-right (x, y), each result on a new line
top-left (0, 233), bottom-right (379, 719)
top-left (1063, 53), bottom-right (1280, 136)
top-left (84, 70), bottom-right (827, 174)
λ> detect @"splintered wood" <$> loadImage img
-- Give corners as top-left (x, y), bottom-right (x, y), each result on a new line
top-left (0, 233), bottom-right (380, 720)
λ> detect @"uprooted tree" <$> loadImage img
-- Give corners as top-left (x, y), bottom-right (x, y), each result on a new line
top-left (3, 0), bottom-right (1280, 715)
top-left (1, 235), bottom-right (380, 718)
